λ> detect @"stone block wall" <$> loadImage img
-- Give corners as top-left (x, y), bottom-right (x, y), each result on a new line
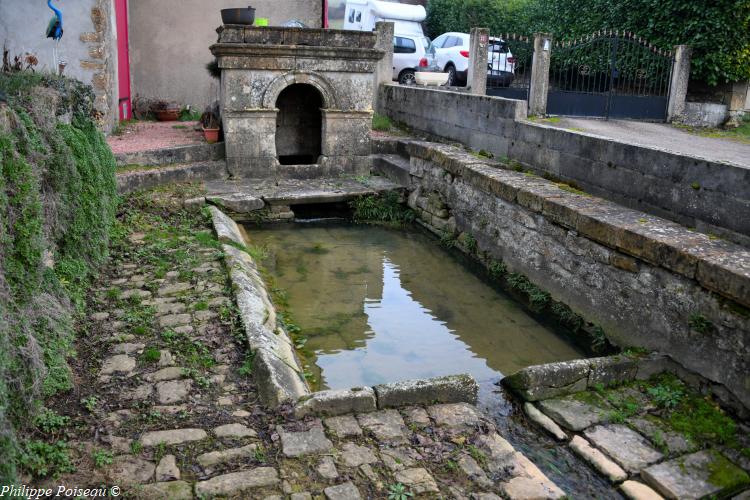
top-left (373, 138), bottom-right (750, 410)
top-left (378, 85), bottom-right (750, 246)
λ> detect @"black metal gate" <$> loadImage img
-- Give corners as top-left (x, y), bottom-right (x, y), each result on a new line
top-left (486, 34), bottom-right (532, 101)
top-left (547, 31), bottom-right (673, 120)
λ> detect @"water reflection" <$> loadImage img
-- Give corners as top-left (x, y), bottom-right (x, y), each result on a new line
top-left (250, 224), bottom-right (583, 390)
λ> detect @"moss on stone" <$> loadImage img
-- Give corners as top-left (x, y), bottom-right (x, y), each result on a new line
top-left (706, 450), bottom-right (750, 490)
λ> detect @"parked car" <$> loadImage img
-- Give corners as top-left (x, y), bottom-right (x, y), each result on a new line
top-left (431, 32), bottom-right (516, 87)
top-left (393, 34), bottom-right (439, 85)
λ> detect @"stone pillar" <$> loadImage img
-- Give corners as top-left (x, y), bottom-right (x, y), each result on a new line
top-left (528, 33), bottom-right (553, 117)
top-left (467, 28), bottom-right (489, 95)
top-left (725, 80), bottom-right (749, 126)
top-left (374, 22), bottom-right (395, 88)
top-left (667, 45), bottom-right (691, 122)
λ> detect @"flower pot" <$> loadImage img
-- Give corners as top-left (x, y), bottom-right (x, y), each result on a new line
top-left (203, 127), bottom-right (220, 144)
top-left (155, 108), bottom-right (180, 121)
top-left (221, 7), bottom-right (256, 25)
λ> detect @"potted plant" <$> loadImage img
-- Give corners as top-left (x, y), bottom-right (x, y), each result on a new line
top-left (201, 109), bottom-right (221, 144)
top-left (152, 100), bottom-right (180, 121)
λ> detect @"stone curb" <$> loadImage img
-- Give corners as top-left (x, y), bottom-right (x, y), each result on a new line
top-left (115, 142), bottom-right (225, 167)
top-left (209, 207), bottom-right (310, 407)
top-left (373, 137), bottom-right (750, 309)
top-left (293, 374), bottom-right (479, 418)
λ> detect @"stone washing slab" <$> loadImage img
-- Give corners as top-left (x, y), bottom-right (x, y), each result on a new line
top-left (584, 424), bottom-right (663, 473)
top-left (396, 137), bottom-right (750, 308)
top-left (207, 192), bottom-right (265, 213)
top-left (642, 450), bottom-right (750, 499)
top-left (503, 356), bottom-right (638, 402)
top-left (374, 374), bottom-right (478, 409)
top-left (204, 177), bottom-right (405, 207)
top-left (294, 387), bottom-right (377, 418)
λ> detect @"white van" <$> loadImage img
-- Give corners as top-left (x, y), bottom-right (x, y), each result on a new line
top-left (343, 0), bottom-right (426, 36)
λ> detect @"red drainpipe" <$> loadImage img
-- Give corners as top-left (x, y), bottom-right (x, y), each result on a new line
top-left (323, 0), bottom-right (329, 28)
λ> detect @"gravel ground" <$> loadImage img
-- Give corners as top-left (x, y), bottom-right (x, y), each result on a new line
top-left (108, 121), bottom-right (204, 155)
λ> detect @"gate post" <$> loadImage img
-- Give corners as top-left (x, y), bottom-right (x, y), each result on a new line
top-left (528, 33), bottom-right (552, 116)
top-left (374, 22), bottom-right (395, 110)
top-left (467, 27), bottom-right (489, 95)
top-left (667, 45), bottom-right (691, 122)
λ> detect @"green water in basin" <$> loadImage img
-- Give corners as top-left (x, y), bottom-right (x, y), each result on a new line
top-left (248, 223), bottom-right (584, 390)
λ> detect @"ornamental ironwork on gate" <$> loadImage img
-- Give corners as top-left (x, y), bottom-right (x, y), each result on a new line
top-left (486, 33), bottom-right (533, 101)
top-left (547, 31), bottom-right (673, 120)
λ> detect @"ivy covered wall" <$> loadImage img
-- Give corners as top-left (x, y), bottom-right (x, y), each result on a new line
top-left (0, 73), bottom-right (118, 483)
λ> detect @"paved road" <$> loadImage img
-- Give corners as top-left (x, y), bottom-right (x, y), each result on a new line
top-left (541, 118), bottom-right (750, 168)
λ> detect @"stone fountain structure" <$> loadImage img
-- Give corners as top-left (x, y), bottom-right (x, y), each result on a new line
top-left (210, 26), bottom-right (385, 179)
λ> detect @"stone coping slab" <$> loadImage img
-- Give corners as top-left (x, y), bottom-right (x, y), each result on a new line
top-left (114, 142), bottom-right (225, 168)
top-left (293, 374), bottom-right (480, 418)
top-left (382, 137), bottom-right (750, 308)
top-left (210, 207), bottom-right (310, 407)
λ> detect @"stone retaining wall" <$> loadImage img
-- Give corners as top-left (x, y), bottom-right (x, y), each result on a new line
top-left (115, 142), bottom-right (226, 167)
top-left (117, 161), bottom-right (229, 194)
top-left (377, 84), bottom-right (750, 246)
top-left (372, 138), bottom-right (750, 409)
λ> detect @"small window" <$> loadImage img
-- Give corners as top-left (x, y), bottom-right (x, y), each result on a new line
top-left (432, 35), bottom-right (447, 48)
top-left (348, 9), bottom-right (355, 23)
top-left (356, 11), bottom-right (361, 22)
top-left (394, 36), bottom-right (417, 54)
top-left (445, 36), bottom-right (460, 48)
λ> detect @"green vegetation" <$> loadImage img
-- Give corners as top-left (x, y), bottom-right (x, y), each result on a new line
top-left (350, 192), bottom-right (416, 225)
top-left (684, 114), bottom-right (750, 144)
top-left (0, 72), bottom-right (118, 483)
top-left (426, 0), bottom-right (750, 86)
top-left (372, 113), bottom-right (393, 131)
top-left (34, 408), bottom-right (70, 435)
top-left (688, 312), bottom-right (714, 333)
top-left (18, 440), bottom-right (74, 479)
top-left (507, 272), bottom-right (551, 310)
top-left (91, 449), bottom-right (114, 468)
top-left (387, 483), bottom-right (414, 500)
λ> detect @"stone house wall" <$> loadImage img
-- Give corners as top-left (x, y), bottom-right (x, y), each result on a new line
top-left (128, 0), bottom-right (323, 113)
top-left (0, 0), bottom-right (118, 132)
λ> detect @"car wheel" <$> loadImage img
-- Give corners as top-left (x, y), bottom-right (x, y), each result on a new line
top-left (445, 64), bottom-right (456, 86)
top-left (399, 70), bottom-right (416, 86)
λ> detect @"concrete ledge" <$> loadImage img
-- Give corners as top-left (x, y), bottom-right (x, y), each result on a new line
top-left (115, 142), bottom-right (225, 167)
top-left (209, 208), bottom-right (310, 407)
top-left (116, 160), bottom-right (229, 194)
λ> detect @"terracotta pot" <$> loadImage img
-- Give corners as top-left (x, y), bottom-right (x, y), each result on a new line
top-left (203, 127), bottom-right (220, 144)
top-left (155, 108), bottom-right (180, 121)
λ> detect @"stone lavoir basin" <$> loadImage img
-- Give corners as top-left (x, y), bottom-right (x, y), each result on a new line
top-left (248, 222), bottom-right (585, 391)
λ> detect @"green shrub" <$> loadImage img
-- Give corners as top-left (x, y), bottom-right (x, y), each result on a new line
top-left (18, 440), bottom-right (74, 479)
top-left (426, 0), bottom-right (750, 85)
top-left (350, 192), bottom-right (415, 225)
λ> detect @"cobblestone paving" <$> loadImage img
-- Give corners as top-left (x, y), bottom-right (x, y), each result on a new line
top-left (41, 194), bottom-right (566, 499)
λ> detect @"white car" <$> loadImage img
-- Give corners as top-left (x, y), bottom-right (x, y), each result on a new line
top-left (432, 32), bottom-right (516, 87)
top-left (392, 33), bottom-right (438, 85)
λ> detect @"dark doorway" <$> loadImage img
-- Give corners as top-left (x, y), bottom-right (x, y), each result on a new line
top-left (275, 84), bottom-right (323, 165)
